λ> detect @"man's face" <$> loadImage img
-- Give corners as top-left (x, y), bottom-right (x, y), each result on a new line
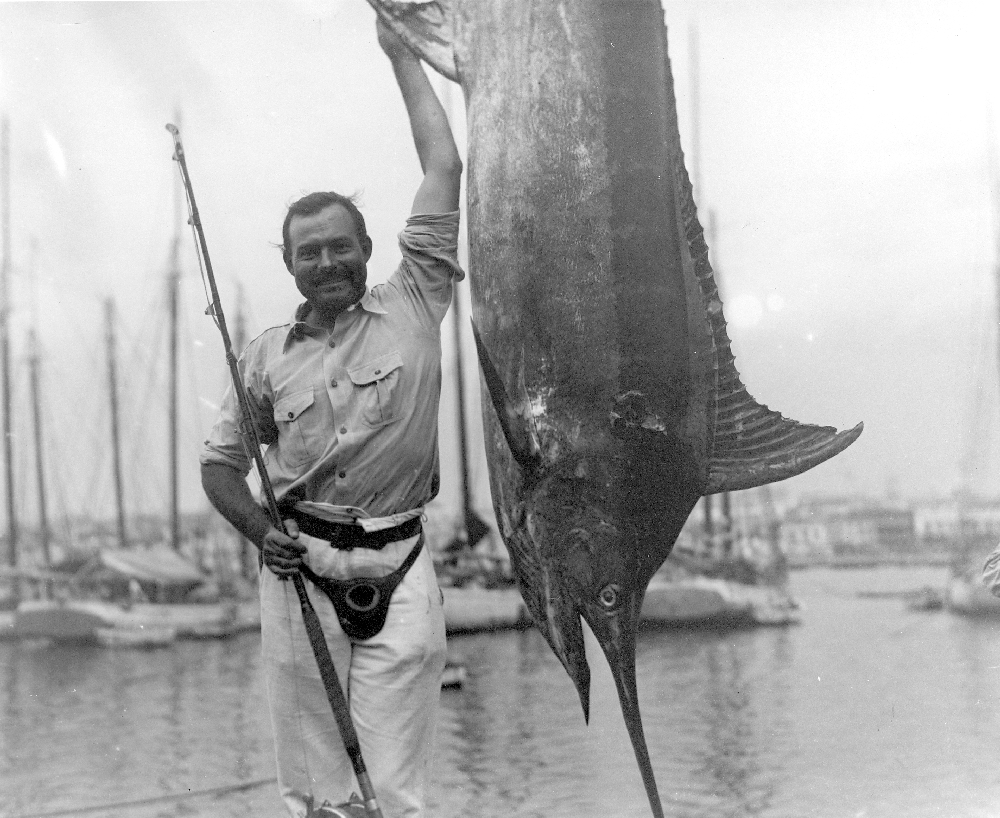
top-left (288, 204), bottom-right (372, 319)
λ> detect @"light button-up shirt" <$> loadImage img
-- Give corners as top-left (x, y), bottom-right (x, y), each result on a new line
top-left (201, 211), bottom-right (463, 519)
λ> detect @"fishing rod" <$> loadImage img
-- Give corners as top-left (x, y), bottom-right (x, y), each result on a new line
top-left (165, 122), bottom-right (382, 818)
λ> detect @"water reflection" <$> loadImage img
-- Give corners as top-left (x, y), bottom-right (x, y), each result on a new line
top-left (0, 634), bottom-right (275, 818)
top-left (437, 630), bottom-right (558, 818)
top-left (636, 628), bottom-right (793, 818)
top-left (5, 569), bottom-right (1000, 818)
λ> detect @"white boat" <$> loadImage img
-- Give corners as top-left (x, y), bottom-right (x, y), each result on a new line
top-left (641, 573), bottom-right (799, 628)
top-left (11, 544), bottom-right (260, 642)
top-left (442, 583), bottom-right (531, 634)
top-left (14, 597), bottom-right (260, 642)
top-left (95, 623), bottom-right (178, 649)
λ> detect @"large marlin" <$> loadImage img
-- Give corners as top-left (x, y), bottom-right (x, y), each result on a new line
top-left (367, 2), bottom-right (862, 815)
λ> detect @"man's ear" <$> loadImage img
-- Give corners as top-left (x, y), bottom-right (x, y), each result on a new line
top-left (362, 235), bottom-right (373, 262)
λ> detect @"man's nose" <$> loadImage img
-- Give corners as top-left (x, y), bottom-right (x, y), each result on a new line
top-left (319, 247), bottom-right (334, 267)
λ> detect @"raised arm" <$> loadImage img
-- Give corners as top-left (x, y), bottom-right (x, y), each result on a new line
top-left (377, 16), bottom-right (462, 215)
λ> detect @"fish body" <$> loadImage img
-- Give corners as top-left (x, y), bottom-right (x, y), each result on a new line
top-left (367, 2), bottom-right (862, 815)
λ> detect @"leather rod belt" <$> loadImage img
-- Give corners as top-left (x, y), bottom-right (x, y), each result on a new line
top-left (282, 506), bottom-right (422, 551)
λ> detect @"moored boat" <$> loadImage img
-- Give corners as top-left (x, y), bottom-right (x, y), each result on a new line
top-left (442, 583), bottom-right (531, 634)
top-left (641, 573), bottom-right (800, 628)
top-left (10, 544), bottom-right (260, 642)
top-left (95, 623), bottom-right (178, 648)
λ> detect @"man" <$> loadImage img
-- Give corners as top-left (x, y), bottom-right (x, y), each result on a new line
top-left (982, 543), bottom-right (1000, 597)
top-left (200, 17), bottom-right (462, 818)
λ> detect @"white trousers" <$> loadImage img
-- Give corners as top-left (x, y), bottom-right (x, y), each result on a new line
top-left (260, 532), bottom-right (447, 818)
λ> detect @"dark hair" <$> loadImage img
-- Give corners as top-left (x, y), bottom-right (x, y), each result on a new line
top-left (281, 191), bottom-right (367, 271)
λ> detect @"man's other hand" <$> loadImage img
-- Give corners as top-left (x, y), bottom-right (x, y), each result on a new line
top-left (262, 518), bottom-right (306, 578)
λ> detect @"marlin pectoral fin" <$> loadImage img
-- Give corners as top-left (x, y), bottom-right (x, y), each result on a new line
top-left (471, 320), bottom-right (544, 472)
top-left (366, 0), bottom-right (458, 82)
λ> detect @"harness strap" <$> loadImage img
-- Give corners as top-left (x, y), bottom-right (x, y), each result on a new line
top-left (300, 532), bottom-right (425, 640)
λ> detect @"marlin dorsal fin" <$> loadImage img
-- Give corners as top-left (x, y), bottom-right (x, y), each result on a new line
top-left (656, 25), bottom-right (862, 494)
top-left (471, 320), bottom-right (543, 472)
top-left (705, 397), bottom-right (863, 494)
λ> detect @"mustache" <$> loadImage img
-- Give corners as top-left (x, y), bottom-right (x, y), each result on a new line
top-left (312, 266), bottom-right (355, 282)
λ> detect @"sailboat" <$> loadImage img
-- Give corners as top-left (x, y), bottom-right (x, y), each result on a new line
top-left (945, 150), bottom-right (1000, 616)
top-left (10, 128), bottom-right (260, 644)
top-left (13, 292), bottom-right (261, 642)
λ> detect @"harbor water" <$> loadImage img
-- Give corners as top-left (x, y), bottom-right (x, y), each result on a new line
top-left (3, 566), bottom-right (1000, 818)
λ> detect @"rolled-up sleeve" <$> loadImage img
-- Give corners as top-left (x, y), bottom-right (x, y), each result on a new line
top-left (982, 542), bottom-right (1000, 597)
top-left (200, 347), bottom-right (276, 474)
top-left (200, 380), bottom-right (252, 474)
top-left (390, 211), bottom-right (465, 328)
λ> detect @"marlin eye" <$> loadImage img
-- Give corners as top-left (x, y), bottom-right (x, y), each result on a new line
top-left (598, 583), bottom-right (619, 609)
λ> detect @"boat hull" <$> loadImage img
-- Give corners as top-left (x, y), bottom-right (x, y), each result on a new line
top-left (442, 586), bottom-right (531, 634)
top-left (13, 598), bottom-right (260, 642)
top-left (641, 576), bottom-right (799, 628)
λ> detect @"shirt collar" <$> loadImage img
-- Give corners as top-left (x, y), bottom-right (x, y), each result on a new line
top-left (283, 290), bottom-right (387, 352)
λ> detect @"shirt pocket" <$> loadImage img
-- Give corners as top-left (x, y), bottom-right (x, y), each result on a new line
top-left (273, 388), bottom-right (318, 468)
top-left (348, 351), bottom-right (404, 429)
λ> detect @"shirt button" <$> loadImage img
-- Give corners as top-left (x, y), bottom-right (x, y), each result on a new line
top-left (338, 471), bottom-right (346, 479)
top-left (287, 412), bottom-right (294, 419)
top-left (339, 426), bottom-right (347, 434)
top-left (328, 338), bottom-right (336, 348)
top-left (330, 378), bottom-right (338, 387)
top-left (374, 369), bottom-right (381, 375)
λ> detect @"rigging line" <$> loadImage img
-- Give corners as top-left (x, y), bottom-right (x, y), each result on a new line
top-left (11, 359), bottom-right (32, 520)
top-left (18, 342), bottom-right (75, 537)
top-left (120, 295), bottom-right (171, 514)
top-left (8, 776), bottom-right (278, 818)
top-left (37, 397), bottom-right (77, 547)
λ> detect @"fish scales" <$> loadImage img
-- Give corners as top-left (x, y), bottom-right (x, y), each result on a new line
top-left (367, 2), bottom-right (862, 816)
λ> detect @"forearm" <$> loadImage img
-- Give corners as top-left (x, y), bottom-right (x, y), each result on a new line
top-left (201, 463), bottom-right (274, 549)
top-left (388, 50), bottom-right (461, 178)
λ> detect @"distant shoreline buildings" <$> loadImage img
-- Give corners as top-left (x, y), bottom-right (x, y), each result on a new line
top-left (2, 492), bottom-right (996, 573)
top-left (685, 494), bottom-right (1000, 568)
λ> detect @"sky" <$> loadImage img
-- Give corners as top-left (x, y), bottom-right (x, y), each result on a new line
top-left (0, 0), bottom-right (998, 535)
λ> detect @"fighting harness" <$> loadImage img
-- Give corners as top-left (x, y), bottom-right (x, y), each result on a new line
top-left (284, 503), bottom-right (425, 641)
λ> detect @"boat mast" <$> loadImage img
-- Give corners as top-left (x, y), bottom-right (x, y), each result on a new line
top-left (104, 298), bottom-right (128, 549)
top-left (233, 282), bottom-right (255, 578)
top-left (1, 116), bottom-right (17, 580)
top-left (992, 135), bottom-right (1000, 447)
top-left (451, 270), bottom-right (487, 549)
top-left (27, 325), bottom-right (50, 565)
top-left (441, 80), bottom-right (488, 552)
top-left (25, 236), bottom-right (50, 566)
top-left (167, 112), bottom-right (181, 551)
